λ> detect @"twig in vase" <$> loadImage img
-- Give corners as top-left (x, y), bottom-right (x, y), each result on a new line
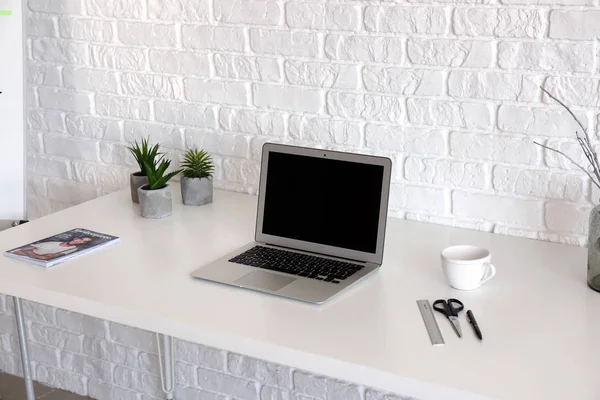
top-left (534, 87), bottom-right (600, 191)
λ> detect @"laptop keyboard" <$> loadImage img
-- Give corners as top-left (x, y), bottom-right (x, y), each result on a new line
top-left (229, 246), bottom-right (365, 284)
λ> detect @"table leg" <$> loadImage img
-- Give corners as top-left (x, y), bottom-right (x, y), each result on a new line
top-left (156, 333), bottom-right (174, 400)
top-left (13, 297), bottom-right (35, 400)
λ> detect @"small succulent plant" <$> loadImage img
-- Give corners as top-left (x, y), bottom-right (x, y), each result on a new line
top-left (181, 149), bottom-right (214, 180)
top-left (126, 137), bottom-right (161, 176)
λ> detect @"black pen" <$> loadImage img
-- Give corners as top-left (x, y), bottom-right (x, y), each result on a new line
top-left (466, 310), bottom-right (483, 340)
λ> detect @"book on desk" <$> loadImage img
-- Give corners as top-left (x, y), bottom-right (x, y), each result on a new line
top-left (4, 228), bottom-right (119, 267)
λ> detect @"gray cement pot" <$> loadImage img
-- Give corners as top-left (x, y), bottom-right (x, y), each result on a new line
top-left (138, 184), bottom-right (172, 219)
top-left (181, 177), bottom-right (213, 206)
top-left (130, 172), bottom-right (149, 203)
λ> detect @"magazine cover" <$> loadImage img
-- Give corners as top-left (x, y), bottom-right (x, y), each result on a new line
top-left (5, 228), bottom-right (120, 267)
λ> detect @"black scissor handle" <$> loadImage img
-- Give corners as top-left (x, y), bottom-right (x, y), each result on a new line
top-left (447, 298), bottom-right (464, 315)
top-left (433, 298), bottom-right (464, 317)
top-left (432, 299), bottom-right (451, 317)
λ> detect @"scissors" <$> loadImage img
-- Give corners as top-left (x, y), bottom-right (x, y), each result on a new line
top-left (433, 298), bottom-right (464, 338)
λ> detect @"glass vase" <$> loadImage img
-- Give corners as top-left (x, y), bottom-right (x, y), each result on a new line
top-left (587, 204), bottom-right (600, 291)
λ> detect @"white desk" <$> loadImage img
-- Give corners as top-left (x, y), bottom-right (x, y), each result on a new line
top-left (0, 185), bottom-right (598, 400)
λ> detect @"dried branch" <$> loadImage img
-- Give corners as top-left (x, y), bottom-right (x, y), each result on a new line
top-left (534, 141), bottom-right (600, 190)
top-left (540, 86), bottom-right (600, 175)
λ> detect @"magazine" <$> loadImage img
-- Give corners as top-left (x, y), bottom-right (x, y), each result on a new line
top-left (5, 228), bottom-right (120, 267)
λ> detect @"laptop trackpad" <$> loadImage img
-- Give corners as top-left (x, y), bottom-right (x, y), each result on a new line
top-left (235, 271), bottom-right (296, 292)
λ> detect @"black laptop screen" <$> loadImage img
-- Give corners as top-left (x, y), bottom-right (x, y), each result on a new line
top-left (261, 151), bottom-right (384, 254)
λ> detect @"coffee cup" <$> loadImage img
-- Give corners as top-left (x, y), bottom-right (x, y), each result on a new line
top-left (441, 245), bottom-right (496, 291)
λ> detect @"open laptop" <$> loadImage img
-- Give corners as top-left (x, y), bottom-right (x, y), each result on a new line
top-left (191, 143), bottom-right (392, 303)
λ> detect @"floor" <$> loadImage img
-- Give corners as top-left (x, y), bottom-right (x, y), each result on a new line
top-left (0, 373), bottom-right (92, 400)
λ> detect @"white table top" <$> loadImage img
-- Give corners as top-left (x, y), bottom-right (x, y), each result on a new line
top-left (0, 185), bottom-right (598, 400)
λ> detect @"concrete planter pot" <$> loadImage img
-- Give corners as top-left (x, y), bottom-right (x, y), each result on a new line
top-left (130, 172), bottom-right (149, 203)
top-left (181, 177), bottom-right (213, 206)
top-left (138, 184), bottom-right (172, 219)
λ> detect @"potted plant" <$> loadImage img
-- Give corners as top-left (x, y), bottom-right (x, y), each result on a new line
top-left (180, 149), bottom-right (215, 206)
top-left (137, 155), bottom-right (182, 219)
top-left (126, 138), bottom-right (161, 203)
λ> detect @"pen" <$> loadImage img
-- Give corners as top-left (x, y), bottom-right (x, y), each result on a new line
top-left (466, 310), bottom-right (483, 340)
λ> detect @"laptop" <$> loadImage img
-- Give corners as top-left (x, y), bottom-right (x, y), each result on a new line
top-left (191, 143), bottom-right (392, 303)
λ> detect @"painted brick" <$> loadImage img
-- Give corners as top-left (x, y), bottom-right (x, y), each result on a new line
top-left (59, 18), bottom-right (113, 42)
top-left (27, 109), bottom-right (65, 132)
top-left (454, 8), bottom-right (545, 37)
top-left (118, 22), bottom-right (177, 48)
top-left (148, 0), bottom-right (210, 21)
top-left (327, 93), bottom-right (403, 124)
top-left (251, 29), bottom-right (319, 57)
top-left (28, 14), bottom-right (57, 37)
top-left (38, 87), bottom-right (91, 113)
top-left (290, 116), bottom-right (362, 147)
top-left (365, 389), bottom-right (405, 400)
top-left (325, 34), bottom-right (403, 63)
top-left (30, 343), bottom-right (60, 366)
top-left (63, 67), bottom-right (119, 94)
top-left (197, 368), bottom-right (259, 399)
top-left (185, 130), bottom-right (251, 158)
top-left (182, 25), bottom-right (246, 52)
top-left (72, 161), bottom-right (130, 190)
top-left (95, 95), bottom-right (152, 120)
top-left (363, 67), bottom-right (444, 96)
top-left (215, 0), bottom-right (281, 26)
top-left (83, 337), bottom-right (139, 368)
top-left (176, 362), bottom-right (197, 386)
top-left (389, 184), bottom-right (448, 214)
top-left (453, 191), bottom-right (543, 229)
top-left (32, 38), bottom-right (87, 65)
top-left (155, 101), bottom-right (218, 128)
top-left (44, 135), bottom-right (99, 161)
top-left (122, 72), bottom-right (180, 99)
top-left (365, 6), bottom-right (447, 34)
top-left (175, 385), bottom-right (227, 400)
top-left (27, 154), bottom-right (71, 179)
top-left (450, 133), bottom-right (538, 164)
top-left (407, 99), bottom-right (491, 130)
top-left (223, 158), bottom-right (261, 184)
top-left (56, 309), bottom-right (107, 337)
top-left (286, 60), bottom-right (359, 90)
top-left (90, 45), bottom-right (147, 71)
top-left (109, 322), bottom-right (156, 354)
top-left (66, 114), bottom-right (122, 141)
top-left (89, 380), bottom-right (139, 400)
top-left (61, 351), bottom-right (112, 382)
top-left (448, 71), bottom-right (540, 101)
top-left (254, 84), bottom-right (323, 113)
top-left (85, 0), bottom-right (144, 18)
top-left (124, 121), bottom-right (184, 148)
top-left (550, 10), bottom-right (600, 40)
top-left (365, 124), bottom-right (446, 155)
top-left (543, 77), bottom-right (600, 108)
top-left (543, 139), bottom-right (589, 171)
top-left (261, 386), bottom-right (292, 400)
top-left (219, 108), bottom-right (285, 136)
top-left (497, 105), bottom-right (586, 137)
top-left (150, 50), bottom-right (211, 77)
top-left (99, 142), bottom-right (138, 167)
top-left (36, 364), bottom-right (87, 395)
top-left (407, 38), bottom-right (492, 67)
top-left (287, 2), bottom-right (360, 31)
top-left (184, 79), bottom-right (250, 106)
top-left (216, 54), bottom-right (281, 83)
top-left (228, 354), bottom-right (292, 388)
top-left (29, 0), bottom-right (84, 14)
top-left (493, 166), bottom-right (585, 201)
top-left (28, 63), bottom-right (62, 86)
top-left (545, 202), bottom-right (591, 234)
top-left (498, 42), bottom-right (593, 73)
top-left (405, 157), bottom-right (487, 189)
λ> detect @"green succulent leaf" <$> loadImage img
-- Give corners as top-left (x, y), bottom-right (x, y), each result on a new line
top-left (141, 156), bottom-right (182, 190)
top-left (126, 137), bottom-right (162, 176)
top-left (181, 148), bottom-right (215, 179)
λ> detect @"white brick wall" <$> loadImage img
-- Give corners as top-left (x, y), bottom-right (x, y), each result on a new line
top-left (24, 0), bottom-right (600, 246)
top-left (0, 295), bottom-right (413, 400)
top-left (15, 0), bottom-right (600, 396)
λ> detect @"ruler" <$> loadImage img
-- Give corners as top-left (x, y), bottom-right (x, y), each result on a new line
top-left (417, 300), bottom-right (444, 346)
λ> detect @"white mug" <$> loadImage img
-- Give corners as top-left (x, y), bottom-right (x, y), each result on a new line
top-left (441, 245), bottom-right (496, 291)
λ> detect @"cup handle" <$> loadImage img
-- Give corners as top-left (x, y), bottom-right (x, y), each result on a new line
top-left (480, 262), bottom-right (496, 285)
